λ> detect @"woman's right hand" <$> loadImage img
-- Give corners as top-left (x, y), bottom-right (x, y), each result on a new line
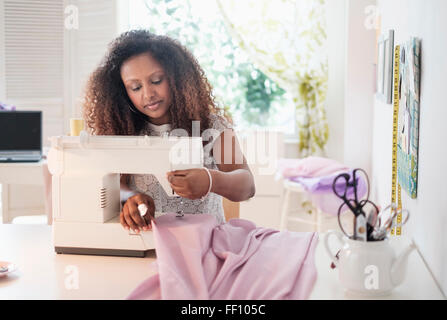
top-left (120, 193), bottom-right (156, 233)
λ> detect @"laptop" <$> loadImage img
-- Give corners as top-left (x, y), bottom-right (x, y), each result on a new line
top-left (0, 110), bottom-right (42, 162)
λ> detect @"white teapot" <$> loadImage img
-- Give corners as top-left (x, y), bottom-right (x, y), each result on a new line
top-left (324, 230), bottom-right (416, 296)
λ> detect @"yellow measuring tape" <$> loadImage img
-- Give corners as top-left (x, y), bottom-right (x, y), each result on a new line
top-left (391, 45), bottom-right (402, 236)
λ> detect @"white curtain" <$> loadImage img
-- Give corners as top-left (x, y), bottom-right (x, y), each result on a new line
top-left (216, 0), bottom-right (329, 156)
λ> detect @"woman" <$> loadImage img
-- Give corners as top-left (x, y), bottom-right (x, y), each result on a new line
top-left (83, 30), bottom-right (255, 233)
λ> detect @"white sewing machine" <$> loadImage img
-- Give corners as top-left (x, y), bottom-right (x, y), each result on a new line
top-left (47, 131), bottom-right (203, 257)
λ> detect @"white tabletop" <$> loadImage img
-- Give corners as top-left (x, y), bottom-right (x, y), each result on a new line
top-left (0, 224), bottom-right (157, 300)
top-left (0, 159), bottom-right (45, 167)
top-left (0, 159), bottom-right (46, 185)
top-left (0, 224), bottom-right (444, 300)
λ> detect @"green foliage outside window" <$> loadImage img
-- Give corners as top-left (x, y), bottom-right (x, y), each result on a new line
top-left (138, 0), bottom-right (287, 127)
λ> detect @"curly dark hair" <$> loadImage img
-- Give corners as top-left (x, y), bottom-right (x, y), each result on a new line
top-left (82, 29), bottom-right (232, 136)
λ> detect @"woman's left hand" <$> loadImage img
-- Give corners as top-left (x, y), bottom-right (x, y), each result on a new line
top-left (166, 168), bottom-right (211, 200)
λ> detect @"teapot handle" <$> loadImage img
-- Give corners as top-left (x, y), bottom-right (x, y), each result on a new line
top-left (324, 230), bottom-right (345, 267)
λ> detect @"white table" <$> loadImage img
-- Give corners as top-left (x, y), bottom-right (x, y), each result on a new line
top-left (0, 224), bottom-right (444, 300)
top-left (0, 224), bottom-right (157, 299)
top-left (0, 160), bottom-right (48, 224)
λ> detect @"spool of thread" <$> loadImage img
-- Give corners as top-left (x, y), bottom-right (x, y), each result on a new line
top-left (70, 118), bottom-right (84, 136)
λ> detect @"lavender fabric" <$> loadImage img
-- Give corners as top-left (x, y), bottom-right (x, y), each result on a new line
top-left (127, 213), bottom-right (319, 300)
top-left (277, 157), bottom-right (349, 179)
top-left (290, 170), bottom-right (368, 216)
top-left (0, 102), bottom-right (16, 111)
top-left (276, 157), bottom-right (367, 216)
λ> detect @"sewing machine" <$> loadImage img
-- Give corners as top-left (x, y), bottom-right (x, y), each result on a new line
top-left (47, 131), bottom-right (203, 257)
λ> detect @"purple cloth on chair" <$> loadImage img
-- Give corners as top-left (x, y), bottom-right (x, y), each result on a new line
top-left (277, 157), bottom-right (349, 179)
top-left (127, 213), bottom-right (319, 300)
top-left (290, 170), bottom-right (368, 216)
top-left (276, 157), bottom-right (367, 216)
top-left (0, 102), bottom-right (16, 111)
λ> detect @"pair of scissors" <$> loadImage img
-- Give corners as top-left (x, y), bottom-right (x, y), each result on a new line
top-left (370, 204), bottom-right (410, 240)
top-left (332, 169), bottom-right (379, 241)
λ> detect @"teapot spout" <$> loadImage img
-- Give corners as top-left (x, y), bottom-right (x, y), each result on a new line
top-left (391, 241), bottom-right (417, 286)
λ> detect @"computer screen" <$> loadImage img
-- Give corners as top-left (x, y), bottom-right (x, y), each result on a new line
top-left (0, 111), bottom-right (42, 151)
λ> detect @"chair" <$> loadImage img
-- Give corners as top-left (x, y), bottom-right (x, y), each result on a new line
top-left (279, 179), bottom-right (323, 232)
top-left (223, 198), bottom-right (240, 221)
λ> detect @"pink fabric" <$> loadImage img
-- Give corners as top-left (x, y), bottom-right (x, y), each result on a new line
top-left (277, 157), bottom-right (357, 216)
top-left (127, 213), bottom-right (318, 300)
top-left (277, 157), bottom-right (349, 179)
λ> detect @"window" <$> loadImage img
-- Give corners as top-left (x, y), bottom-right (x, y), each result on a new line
top-left (0, 0), bottom-right (64, 109)
top-left (0, 0), bottom-right (65, 145)
top-left (0, 0), bottom-right (119, 144)
top-left (125, 0), bottom-right (296, 135)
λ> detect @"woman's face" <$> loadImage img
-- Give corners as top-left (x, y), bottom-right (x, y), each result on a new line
top-left (120, 52), bottom-right (172, 125)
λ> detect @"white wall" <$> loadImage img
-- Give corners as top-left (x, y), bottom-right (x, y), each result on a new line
top-left (344, 0), bottom-right (376, 174)
top-left (325, 0), bottom-right (347, 163)
top-left (372, 0), bottom-right (447, 296)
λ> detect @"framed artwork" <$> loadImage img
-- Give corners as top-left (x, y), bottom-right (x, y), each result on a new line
top-left (376, 30), bottom-right (394, 104)
top-left (397, 37), bottom-right (421, 199)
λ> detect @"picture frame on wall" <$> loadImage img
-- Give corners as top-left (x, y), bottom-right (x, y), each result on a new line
top-left (397, 38), bottom-right (422, 199)
top-left (376, 30), bottom-right (394, 104)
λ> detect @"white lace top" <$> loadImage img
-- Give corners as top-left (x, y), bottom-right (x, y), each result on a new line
top-left (128, 114), bottom-right (233, 224)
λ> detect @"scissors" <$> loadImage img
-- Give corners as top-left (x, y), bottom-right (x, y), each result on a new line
top-left (370, 204), bottom-right (410, 240)
top-left (332, 168), bottom-right (379, 241)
